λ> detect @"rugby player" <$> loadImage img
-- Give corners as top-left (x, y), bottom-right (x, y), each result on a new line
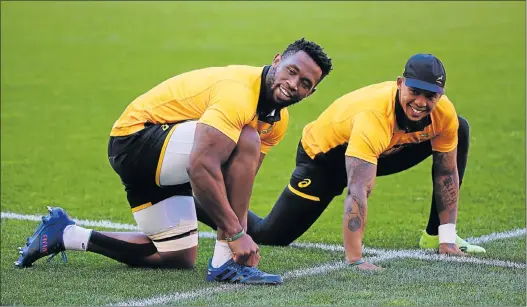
top-left (197, 54), bottom-right (485, 270)
top-left (15, 38), bottom-right (333, 284)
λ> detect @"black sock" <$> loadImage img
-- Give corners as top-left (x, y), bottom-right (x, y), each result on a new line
top-left (88, 231), bottom-right (157, 256)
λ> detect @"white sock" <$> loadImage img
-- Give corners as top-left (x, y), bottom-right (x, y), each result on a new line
top-left (63, 225), bottom-right (92, 251)
top-left (211, 240), bottom-right (233, 268)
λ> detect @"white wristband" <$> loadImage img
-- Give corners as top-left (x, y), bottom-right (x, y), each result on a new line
top-left (438, 223), bottom-right (456, 244)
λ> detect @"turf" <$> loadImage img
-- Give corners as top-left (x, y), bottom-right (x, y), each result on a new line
top-left (110, 235), bottom-right (527, 306)
top-left (1, 1), bottom-right (525, 306)
top-left (0, 219), bottom-right (344, 306)
top-left (185, 259), bottom-right (526, 307)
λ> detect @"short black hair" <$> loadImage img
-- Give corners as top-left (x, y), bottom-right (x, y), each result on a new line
top-left (281, 38), bottom-right (333, 80)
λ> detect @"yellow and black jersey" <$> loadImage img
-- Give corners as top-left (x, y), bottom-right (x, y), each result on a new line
top-left (301, 81), bottom-right (458, 165)
top-left (111, 65), bottom-right (288, 154)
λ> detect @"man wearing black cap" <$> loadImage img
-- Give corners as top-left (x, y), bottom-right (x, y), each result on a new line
top-left (197, 53), bottom-right (485, 270)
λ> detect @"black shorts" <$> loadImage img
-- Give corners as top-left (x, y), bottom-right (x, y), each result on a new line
top-left (289, 139), bottom-right (434, 201)
top-left (108, 122), bottom-right (192, 210)
top-left (288, 142), bottom-right (348, 202)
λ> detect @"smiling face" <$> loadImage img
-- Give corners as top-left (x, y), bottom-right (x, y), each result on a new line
top-left (397, 77), bottom-right (442, 121)
top-left (264, 50), bottom-right (323, 108)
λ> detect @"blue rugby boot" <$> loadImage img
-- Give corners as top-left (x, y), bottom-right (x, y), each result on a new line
top-left (15, 206), bottom-right (75, 268)
top-left (206, 258), bottom-right (283, 285)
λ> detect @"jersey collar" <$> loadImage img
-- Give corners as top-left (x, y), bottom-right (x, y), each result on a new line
top-left (394, 90), bottom-right (432, 133)
top-left (257, 65), bottom-right (282, 124)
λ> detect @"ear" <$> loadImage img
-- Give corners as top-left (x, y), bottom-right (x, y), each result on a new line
top-left (272, 53), bottom-right (281, 67)
top-left (396, 76), bottom-right (404, 89)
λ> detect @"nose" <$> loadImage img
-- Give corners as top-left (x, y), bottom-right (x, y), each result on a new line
top-left (286, 77), bottom-right (299, 92)
top-left (414, 95), bottom-right (427, 108)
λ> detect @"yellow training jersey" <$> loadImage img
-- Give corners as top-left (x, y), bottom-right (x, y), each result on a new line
top-left (301, 81), bottom-right (458, 165)
top-left (110, 65), bottom-right (289, 154)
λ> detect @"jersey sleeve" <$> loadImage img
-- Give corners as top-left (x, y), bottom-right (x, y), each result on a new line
top-left (260, 108), bottom-right (289, 154)
top-left (345, 111), bottom-right (391, 165)
top-left (431, 109), bottom-right (459, 152)
top-left (199, 80), bottom-right (255, 144)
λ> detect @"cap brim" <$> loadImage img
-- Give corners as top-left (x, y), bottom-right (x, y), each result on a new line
top-left (405, 78), bottom-right (444, 94)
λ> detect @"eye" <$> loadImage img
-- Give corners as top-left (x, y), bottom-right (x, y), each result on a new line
top-left (424, 93), bottom-right (439, 100)
top-left (410, 89), bottom-right (420, 96)
top-left (301, 82), bottom-right (310, 89)
top-left (288, 68), bottom-right (295, 75)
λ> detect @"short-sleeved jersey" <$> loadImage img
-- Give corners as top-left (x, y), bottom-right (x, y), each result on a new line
top-left (110, 65), bottom-right (288, 154)
top-left (301, 81), bottom-right (458, 165)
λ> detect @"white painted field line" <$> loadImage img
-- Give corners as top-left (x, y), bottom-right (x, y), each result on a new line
top-left (1, 212), bottom-right (140, 231)
top-left (282, 252), bottom-right (398, 280)
top-left (111, 284), bottom-right (244, 307)
top-left (291, 242), bottom-right (386, 255)
top-left (0, 212), bottom-right (404, 255)
top-left (402, 251), bottom-right (526, 269)
top-left (3, 211), bottom-right (525, 306)
top-left (0, 211), bottom-right (354, 253)
top-left (466, 228), bottom-right (526, 244)
top-left (360, 249), bottom-right (526, 269)
top-left (3, 211), bottom-right (526, 256)
top-left (111, 256), bottom-right (396, 306)
top-left (1, 211), bottom-right (214, 237)
top-left (111, 232), bottom-right (526, 306)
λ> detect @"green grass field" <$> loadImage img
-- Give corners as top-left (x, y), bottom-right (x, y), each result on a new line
top-left (1, 1), bottom-right (525, 306)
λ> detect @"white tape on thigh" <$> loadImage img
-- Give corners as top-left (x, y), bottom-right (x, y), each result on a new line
top-left (133, 196), bottom-right (198, 252)
top-left (153, 233), bottom-right (198, 253)
top-left (159, 121), bottom-right (198, 186)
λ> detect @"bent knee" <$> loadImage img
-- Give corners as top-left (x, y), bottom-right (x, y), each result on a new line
top-left (158, 246), bottom-right (198, 269)
top-left (458, 116), bottom-right (470, 135)
top-left (457, 115), bottom-right (470, 145)
top-left (133, 196), bottom-right (199, 269)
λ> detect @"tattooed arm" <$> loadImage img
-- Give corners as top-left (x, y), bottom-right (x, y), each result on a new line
top-left (432, 149), bottom-right (464, 255)
top-left (343, 156), bottom-right (381, 269)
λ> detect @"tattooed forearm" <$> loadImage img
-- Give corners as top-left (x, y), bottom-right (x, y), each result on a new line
top-left (433, 150), bottom-right (460, 224)
top-left (348, 216), bottom-right (362, 232)
top-left (441, 176), bottom-right (457, 208)
top-left (344, 157), bottom-right (376, 232)
top-left (342, 156), bottom-right (377, 260)
top-left (345, 194), bottom-right (366, 232)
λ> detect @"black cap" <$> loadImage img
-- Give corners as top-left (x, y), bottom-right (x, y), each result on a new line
top-left (402, 54), bottom-right (446, 94)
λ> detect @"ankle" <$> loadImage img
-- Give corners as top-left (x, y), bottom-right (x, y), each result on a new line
top-left (211, 240), bottom-right (233, 268)
top-left (63, 225), bottom-right (92, 251)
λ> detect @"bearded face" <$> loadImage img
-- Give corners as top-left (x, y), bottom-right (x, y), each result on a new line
top-left (263, 50), bottom-right (322, 109)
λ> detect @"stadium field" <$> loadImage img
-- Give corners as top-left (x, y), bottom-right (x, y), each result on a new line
top-left (1, 1), bottom-right (525, 306)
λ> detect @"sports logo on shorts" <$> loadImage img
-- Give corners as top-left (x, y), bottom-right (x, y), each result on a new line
top-left (161, 124), bottom-right (170, 131)
top-left (298, 179), bottom-right (311, 188)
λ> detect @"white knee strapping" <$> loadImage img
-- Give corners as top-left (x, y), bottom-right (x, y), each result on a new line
top-left (133, 196), bottom-right (198, 252)
top-left (158, 120), bottom-right (198, 186)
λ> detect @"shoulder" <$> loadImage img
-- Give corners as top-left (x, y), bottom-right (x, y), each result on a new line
top-left (336, 81), bottom-right (397, 114)
top-left (341, 81), bottom-right (396, 100)
top-left (222, 65), bottom-right (264, 86)
top-left (212, 66), bottom-right (263, 96)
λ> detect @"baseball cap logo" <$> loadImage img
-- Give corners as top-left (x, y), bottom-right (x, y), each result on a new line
top-left (436, 75), bottom-right (444, 85)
